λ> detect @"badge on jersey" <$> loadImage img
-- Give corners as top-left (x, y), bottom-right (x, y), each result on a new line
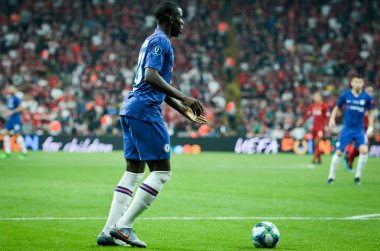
top-left (163, 144), bottom-right (170, 153)
top-left (152, 46), bottom-right (162, 56)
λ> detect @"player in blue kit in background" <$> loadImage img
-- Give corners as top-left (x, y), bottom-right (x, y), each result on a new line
top-left (1, 86), bottom-right (28, 159)
top-left (97, 1), bottom-right (207, 248)
top-left (327, 77), bottom-right (374, 185)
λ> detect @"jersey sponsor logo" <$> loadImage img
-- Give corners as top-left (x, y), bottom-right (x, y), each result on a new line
top-left (312, 109), bottom-right (322, 115)
top-left (152, 46), bottom-right (162, 56)
top-left (360, 99), bottom-right (365, 105)
top-left (163, 144), bottom-right (170, 153)
top-left (7, 99), bottom-right (15, 109)
top-left (349, 105), bottom-right (364, 112)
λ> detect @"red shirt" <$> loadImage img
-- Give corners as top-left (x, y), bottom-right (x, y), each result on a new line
top-left (304, 102), bottom-right (329, 131)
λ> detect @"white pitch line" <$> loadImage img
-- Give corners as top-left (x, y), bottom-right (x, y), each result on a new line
top-left (1, 214), bottom-right (380, 221)
top-left (344, 213), bottom-right (380, 220)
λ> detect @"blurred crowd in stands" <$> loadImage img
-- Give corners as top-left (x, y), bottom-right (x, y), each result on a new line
top-left (0, 0), bottom-right (379, 138)
top-left (232, 0), bottom-right (380, 138)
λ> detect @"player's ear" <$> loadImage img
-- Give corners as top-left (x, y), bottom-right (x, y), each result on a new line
top-left (170, 16), bottom-right (174, 24)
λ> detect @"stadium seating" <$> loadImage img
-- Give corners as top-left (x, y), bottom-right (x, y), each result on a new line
top-left (0, 0), bottom-right (378, 137)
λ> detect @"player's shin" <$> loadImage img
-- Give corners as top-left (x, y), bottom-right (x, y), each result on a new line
top-left (355, 154), bottom-right (368, 178)
top-left (328, 154), bottom-right (342, 180)
top-left (16, 135), bottom-right (27, 154)
top-left (116, 171), bottom-right (171, 228)
top-left (3, 135), bottom-right (11, 154)
top-left (103, 171), bottom-right (144, 234)
top-left (314, 143), bottom-right (321, 161)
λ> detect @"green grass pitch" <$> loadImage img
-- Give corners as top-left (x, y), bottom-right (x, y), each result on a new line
top-left (0, 151), bottom-right (379, 250)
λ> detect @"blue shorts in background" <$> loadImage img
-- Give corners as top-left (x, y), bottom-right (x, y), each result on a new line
top-left (4, 118), bottom-right (22, 133)
top-left (336, 127), bottom-right (367, 151)
top-left (120, 116), bottom-right (170, 161)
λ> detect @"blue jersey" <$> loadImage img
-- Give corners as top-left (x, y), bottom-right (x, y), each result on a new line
top-left (120, 29), bottom-right (174, 122)
top-left (337, 90), bottom-right (373, 129)
top-left (6, 95), bottom-right (22, 122)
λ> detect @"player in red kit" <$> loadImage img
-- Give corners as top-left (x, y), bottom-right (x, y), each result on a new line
top-left (344, 86), bottom-right (376, 172)
top-left (299, 92), bottom-right (330, 164)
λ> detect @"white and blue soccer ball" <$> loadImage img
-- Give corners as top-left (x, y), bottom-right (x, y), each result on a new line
top-left (251, 221), bottom-right (280, 248)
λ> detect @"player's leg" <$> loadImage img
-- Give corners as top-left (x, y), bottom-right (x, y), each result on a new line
top-left (15, 131), bottom-right (28, 159)
top-left (327, 129), bottom-right (351, 183)
top-left (327, 149), bottom-right (343, 184)
top-left (111, 159), bottom-right (170, 248)
top-left (353, 133), bottom-right (369, 185)
top-left (315, 129), bottom-right (324, 164)
top-left (0, 129), bottom-right (11, 158)
top-left (344, 141), bottom-right (360, 171)
top-left (111, 118), bottom-right (171, 248)
top-left (313, 138), bottom-right (320, 164)
top-left (98, 117), bottom-right (145, 246)
top-left (100, 160), bottom-right (145, 236)
top-left (343, 142), bottom-right (355, 172)
top-left (116, 159), bottom-right (171, 228)
top-left (348, 147), bottom-right (360, 168)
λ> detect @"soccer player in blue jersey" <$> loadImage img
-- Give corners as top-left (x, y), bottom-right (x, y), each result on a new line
top-left (1, 86), bottom-right (28, 159)
top-left (97, 1), bottom-right (206, 248)
top-left (327, 77), bottom-right (374, 185)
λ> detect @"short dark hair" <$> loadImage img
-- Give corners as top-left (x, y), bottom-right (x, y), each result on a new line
top-left (155, 1), bottom-right (180, 25)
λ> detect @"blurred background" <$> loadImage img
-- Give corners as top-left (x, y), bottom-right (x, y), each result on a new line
top-left (0, 0), bottom-right (379, 139)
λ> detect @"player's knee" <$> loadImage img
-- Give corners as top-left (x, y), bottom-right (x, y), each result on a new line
top-left (152, 171), bottom-right (172, 185)
top-left (3, 134), bottom-right (10, 142)
top-left (16, 135), bottom-right (24, 144)
top-left (359, 146), bottom-right (368, 155)
top-left (335, 150), bottom-right (343, 157)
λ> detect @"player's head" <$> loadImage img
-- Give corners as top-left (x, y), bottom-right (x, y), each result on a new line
top-left (155, 1), bottom-right (183, 37)
top-left (365, 86), bottom-right (374, 96)
top-left (313, 92), bottom-right (322, 103)
top-left (7, 86), bottom-right (17, 95)
top-left (350, 77), bottom-right (364, 92)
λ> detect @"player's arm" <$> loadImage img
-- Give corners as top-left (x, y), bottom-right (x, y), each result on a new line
top-left (330, 92), bottom-right (345, 129)
top-left (328, 106), bottom-right (339, 129)
top-left (145, 67), bottom-right (203, 116)
top-left (164, 96), bottom-right (207, 124)
top-left (297, 108), bottom-right (311, 126)
top-left (6, 103), bottom-right (24, 118)
top-left (366, 109), bottom-right (374, 137)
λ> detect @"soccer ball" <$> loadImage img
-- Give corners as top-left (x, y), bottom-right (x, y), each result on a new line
top-left (251, 221), bottom-right (280, 248)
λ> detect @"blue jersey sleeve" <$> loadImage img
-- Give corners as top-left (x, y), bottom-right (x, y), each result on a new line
top-left (145, 38), bottom-right (168, 72)
top-left (14, 96), bottom-right (21, 108)
top-left (7, 96), bottom-right (21, 110)
top-left (366, 94), bottom-right (374, 110)
top-left (336, 91), bottom-right (347, 107)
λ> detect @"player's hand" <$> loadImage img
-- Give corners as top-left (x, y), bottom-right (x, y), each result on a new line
top-left (366, 127), bottom-right (374, 137)
top-left (4, 110), bottom-right (11, 119)
top-left (182, 106), bottom-right (207, 125)
top-left (328, 119), bottom-right (335, 130)
top-left (182, 96), bottom-right (204, 116)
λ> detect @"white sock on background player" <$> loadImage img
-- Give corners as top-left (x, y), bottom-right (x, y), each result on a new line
top-left (116, 171), bottom-right (171, 229)
top-left (103, 171), bottom-right (144, 235)
top-left (3, 135), bottom-right (11, 154)
top-left (328, 154), bottom-right (342, 180)
top-left (355, 154), bottom-right (368, 178)
top-left (16, 135), bottom-right (27, 154)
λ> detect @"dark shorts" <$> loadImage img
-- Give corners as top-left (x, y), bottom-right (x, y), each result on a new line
top-left (5, 118), bottom-right (22, 133)
top-left (336, 127), bottom-right (367, 151)
top-left (120, 116), bottom-right (170, 161)
top-left (312, 128), bottom-right (324, 139)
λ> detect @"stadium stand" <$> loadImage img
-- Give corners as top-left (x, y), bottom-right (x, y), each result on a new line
top-left (0, 0), bottom-right (379, 137)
